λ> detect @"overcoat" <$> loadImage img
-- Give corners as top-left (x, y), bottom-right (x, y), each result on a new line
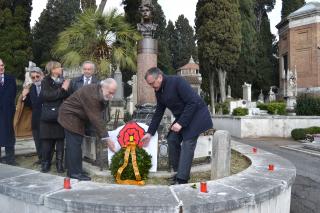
top-left (0, 74), bottom-right (17, 146)
top-left (147, 75), bottom-right (213, 140)
top-left (58, 84), bottom-right (109, 138)
top-left (39, 76), bottom-right (69, 140)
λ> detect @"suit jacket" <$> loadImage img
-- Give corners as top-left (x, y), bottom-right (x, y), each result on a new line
top-left (58, 84), bottom-right (109, 138)
top-left (147, 75), bottom-right (213, 140)
top-left (69, 75), bottom-right (99, 94)
top-left (25, 84), bottom-right (44, 130)
top-left (0, 74), bottom-right (17, 146)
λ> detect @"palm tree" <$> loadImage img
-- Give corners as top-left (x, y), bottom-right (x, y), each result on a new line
top-left (53, 9), bottom-right (141, 77)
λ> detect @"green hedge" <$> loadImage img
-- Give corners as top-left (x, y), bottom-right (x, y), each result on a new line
top-left (215, 101), bottom-right (230, 115)
top-left (291, 126), bottom-right (320, 140)
top-left (296, 94), bottom-right (320, 115)
top-left (232, 107), bottom-right (248, 116)
top-left (257, 102), bottom-right (286, 115)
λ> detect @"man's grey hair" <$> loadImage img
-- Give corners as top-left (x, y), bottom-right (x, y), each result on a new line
top-left (81, 61), bottom-right (96, 71)
top-left (100, 78), bottom-right (117, 87)
top-left (29, 67), bottom-right (43, 76)
top-left (144, 67), bottom-right (163, 80)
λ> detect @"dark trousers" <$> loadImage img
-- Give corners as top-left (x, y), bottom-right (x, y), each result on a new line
top-left (0, 146), bottom-right (15, 164)
top-left (167, 131), bottom-right (198, 181)
top-left (32, 129), bottom-right (42, 161)
top-left (42, 139), bottom-right (64, 163)
top-left (65, 129), bottom-right (83, 175)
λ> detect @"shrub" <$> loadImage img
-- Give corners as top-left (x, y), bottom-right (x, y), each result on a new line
top-left (296, 94), bottom-right (320, 115)
top-left (232, 107), bottom-right (248, 116)
top-left (257, 103), bottom-right (268, 111)
top-left (291, 126), bottom-right (320, 140)
top-left (257, 102), bottom-right (286, 115)
top-left (267, 102), bottom-right (286, 115)
top-left (291, 128), bottom-right (306, 140)
top-left (215, 101), bottom-right (230, 115)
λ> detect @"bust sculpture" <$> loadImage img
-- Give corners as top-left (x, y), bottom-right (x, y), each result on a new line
top-left (137, 0), bottom-right (157, 38)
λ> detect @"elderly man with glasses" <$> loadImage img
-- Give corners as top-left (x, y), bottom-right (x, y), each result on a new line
top-left (22, 67), bottom-right (44, 164)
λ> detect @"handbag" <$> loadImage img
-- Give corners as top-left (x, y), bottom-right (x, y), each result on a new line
top-left (40, 105), bottom-right (59, 122)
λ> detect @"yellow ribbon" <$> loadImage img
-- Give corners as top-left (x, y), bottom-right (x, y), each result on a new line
top-left (116, 137), bottom-right (145, 185)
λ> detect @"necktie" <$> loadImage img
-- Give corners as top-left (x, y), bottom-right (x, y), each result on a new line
top-left (84, 77), bottom-right (90, 85)
top-left (36, 85), bottom-right (41, 96)
top-left (0, 76), bottom-right (3, 86)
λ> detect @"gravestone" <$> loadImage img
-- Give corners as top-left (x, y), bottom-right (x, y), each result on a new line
top-left (211, 130), bottom-right (231, 179)
top-left (242, 82), bottom-right (252, 102)
top-left (286, 69), bottom-right (297, 113)
top-left (227, 85), bottom-right (232, 99)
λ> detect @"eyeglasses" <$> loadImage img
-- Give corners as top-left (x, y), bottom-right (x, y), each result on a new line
top-left (31, 75), bottom-right (41, 80)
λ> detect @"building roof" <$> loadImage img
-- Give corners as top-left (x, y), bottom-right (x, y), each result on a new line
top-left (177, 56), bottom-right (199, 71)
top-left (288, 2), bottom-right (320, 19)
top-left (182, 75), bottom-right (201, 85)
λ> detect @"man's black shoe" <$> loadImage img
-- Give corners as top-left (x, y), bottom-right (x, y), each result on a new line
top-left (167, 174), bottom-right (177, 182)
top-left (70, 173), bottom-right (91, 181)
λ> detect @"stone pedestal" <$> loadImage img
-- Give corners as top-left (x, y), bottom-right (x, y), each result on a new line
top-left (286, 96), bottom-right (296, 115)
top-left (242, 83), bottom-right (252, 102)
top-left (137, 38), bottom-right (157, 105)
top-left (211, 130), bottom-right (231, 179)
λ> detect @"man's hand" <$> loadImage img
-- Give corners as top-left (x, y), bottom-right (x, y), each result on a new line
top-left (141, 133), bottom-right (152, 147)
top-left (171, 122), bottom-right (182, 132)
top-left (22, 87), bottom-right (30, 99)
top-left (104, 138), bottom-right (116, 152)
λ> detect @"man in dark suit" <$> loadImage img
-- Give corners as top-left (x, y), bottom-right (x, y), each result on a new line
top-left (22, 67), bottom-right (44, 164)
top-left (69, 61), bottom-right (99, 94)
top-left (141, 67), bottom-right (213, 185)
top-left (0, 58), bottom-right (17, 165)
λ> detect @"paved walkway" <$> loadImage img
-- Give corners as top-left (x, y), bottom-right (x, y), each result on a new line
top-left (235, 137), bottom-right (320, 213)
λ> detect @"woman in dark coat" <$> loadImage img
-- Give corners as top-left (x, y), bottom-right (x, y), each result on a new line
top-left (40, 61), bottom-right (70, 173)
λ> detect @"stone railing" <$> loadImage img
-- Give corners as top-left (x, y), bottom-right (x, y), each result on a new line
top-left (0, 139), bottom-right (295, 212)
top-left (213, 115), bottom-right (320, 138)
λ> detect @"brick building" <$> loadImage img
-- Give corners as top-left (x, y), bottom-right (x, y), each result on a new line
top-left (276, 2), bottom-right (320, 96)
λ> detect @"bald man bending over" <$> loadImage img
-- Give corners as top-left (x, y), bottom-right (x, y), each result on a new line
top-left (58, 78), bottom-right (117, 181)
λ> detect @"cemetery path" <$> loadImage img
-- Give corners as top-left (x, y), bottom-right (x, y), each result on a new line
top-left (235, 138), bottom-right (320, 213)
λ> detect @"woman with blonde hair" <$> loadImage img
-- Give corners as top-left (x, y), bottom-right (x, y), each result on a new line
top-left (39, 61), bottom-right (70, 173)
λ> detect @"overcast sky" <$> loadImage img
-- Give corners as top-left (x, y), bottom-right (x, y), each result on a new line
top-left (31, 0), bottom-right (318, 36)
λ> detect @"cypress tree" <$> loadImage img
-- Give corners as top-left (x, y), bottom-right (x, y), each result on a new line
top-left (81, 0), bottom-right (96, 11)
top-left (32, 0), bottom-right (80, 67)
top-left (229, 0), bottom-right (257, 98)
top-left (196, 0), bottom-right (241, 111)
top-left (171, 15), bottom-right (197, 70)
top-left (0, 0), bottom-right (32, 79)
top-left (282, 0), bottom-right (305, 19)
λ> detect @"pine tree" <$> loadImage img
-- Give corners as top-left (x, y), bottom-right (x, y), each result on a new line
top-left (282, 0), bottom-right (305, 19)
top-left (229, 0), bottom-right (257, 98)
top-left (196, 0), bottom-right (241, 112)
top-left (32, 0), bottom-right (80, 67)
top-left (0, 0), bottom-right (32, 79)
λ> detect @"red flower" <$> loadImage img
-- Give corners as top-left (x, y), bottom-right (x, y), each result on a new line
top-left (117, 122), bottom-right (146, 148)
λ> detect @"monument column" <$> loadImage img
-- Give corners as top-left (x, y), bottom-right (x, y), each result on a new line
top-left (137, 38), bottom-right (157, 105)
top-left (136, 0), bottom-right (158, 106)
